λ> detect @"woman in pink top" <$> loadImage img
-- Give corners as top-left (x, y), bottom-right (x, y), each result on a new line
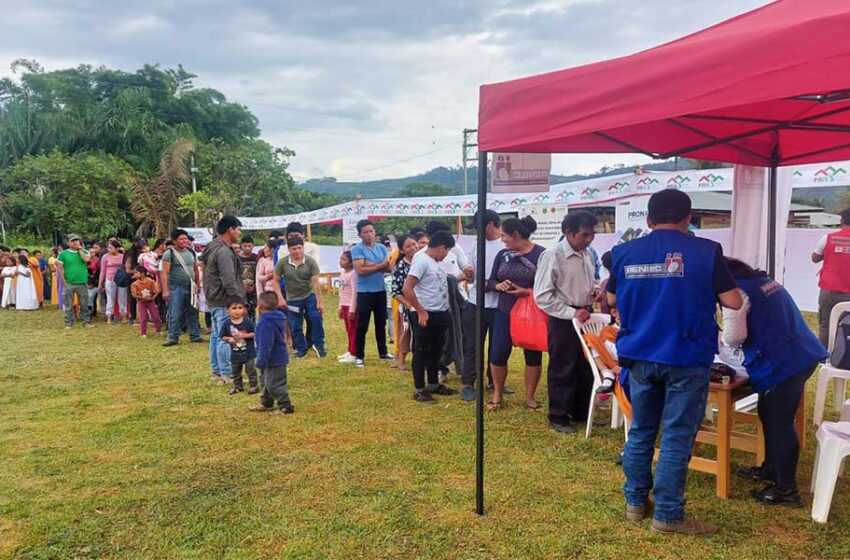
top-left (98, 240), bottom-right (128, 324)
top-left (255, 242), bottom-right (277, 294)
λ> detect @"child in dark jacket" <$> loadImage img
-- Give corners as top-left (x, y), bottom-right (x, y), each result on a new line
top-left (250, 291), bottom-right (293, 414)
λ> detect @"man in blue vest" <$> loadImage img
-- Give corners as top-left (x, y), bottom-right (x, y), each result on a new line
top-left (607, 189), bottom-right (742, 536)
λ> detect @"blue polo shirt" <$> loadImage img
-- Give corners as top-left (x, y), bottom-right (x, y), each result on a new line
top-left (351, 242), bottom-right (388, 293)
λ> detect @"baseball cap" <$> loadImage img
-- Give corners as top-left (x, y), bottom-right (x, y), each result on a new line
top-left (465, 209), bottom-right (501, 229)
top-left (67, 234), bottom-right (81, 242)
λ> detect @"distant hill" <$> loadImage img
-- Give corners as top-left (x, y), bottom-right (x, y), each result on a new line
top-left (299, 160), bottom-right (699, 199)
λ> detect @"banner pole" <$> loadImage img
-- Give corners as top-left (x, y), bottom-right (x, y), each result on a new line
top-left (475, 151), bottom-right (488, 516)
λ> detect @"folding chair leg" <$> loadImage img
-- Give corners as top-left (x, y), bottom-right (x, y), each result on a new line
top-left (585, 391), bottom-right (597, 439)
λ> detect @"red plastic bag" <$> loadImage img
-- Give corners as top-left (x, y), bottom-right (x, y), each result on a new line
top-left (510, 296), bottom-right (548, 351)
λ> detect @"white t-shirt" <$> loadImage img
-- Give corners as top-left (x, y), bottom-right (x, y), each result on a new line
top-left (814, 233), bottom-right (829, 255)
top-left (414, 243), bottom-right (469, 300)
top-left (468, 238), bottom-right (505, 309)
top-left (408, 252), bottom-right (449, 312)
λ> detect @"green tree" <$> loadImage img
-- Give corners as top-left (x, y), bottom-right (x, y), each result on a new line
top-left (398, 181), bottom-right (456, 198)
top-left (1, 150), bottom-right (136, 239)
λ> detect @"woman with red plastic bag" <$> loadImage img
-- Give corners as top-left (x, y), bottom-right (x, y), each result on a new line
top-left (486, 216), bottom-right (546, 412)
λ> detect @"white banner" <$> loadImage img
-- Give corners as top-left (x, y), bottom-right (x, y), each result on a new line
top-left (491, 153), bottom-right (551, 193)
top-left (614, 195), bottom-right (651, 245)
top-left (184, 227), bottom-right (215, 245)
top-left (524, 203), bottom-right (569, 246)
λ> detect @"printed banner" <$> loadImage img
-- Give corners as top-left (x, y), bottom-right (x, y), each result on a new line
top-left (614, 195), bottom-right (651, 245)
top-left (524, 203), bottom-right (570, 246)
top-left (184, 227), bottom-right (215, 245)
top-left (491, 153), bottom-right (551, 193)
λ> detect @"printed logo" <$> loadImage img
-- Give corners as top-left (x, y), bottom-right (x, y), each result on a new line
top-left (666, 175), bottom-right (691, 189)
top-left (793, 170), bottom-right (803, 178)
top-left (697, 173), bottom-right (724, 189)
top-left (555, 190), bottom-right (576, 202)
top-left (759, 280), bottom-right (783, 297)
top-left (608, 181), bottom-right (629, 195)
top-left (625, 253), bottom-right (685, 279)
top-left (636, 177), bottom-right (659, 192)
top-left (813, 166), bottom-right (846, 183)
top-left (580, 187), bottom-right (600, 201)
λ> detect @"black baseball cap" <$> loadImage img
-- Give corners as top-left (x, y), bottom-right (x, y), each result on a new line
top-left (648, 189), bottom-right (692, 225)
top-left (465, 209), bottom-right (501, 229)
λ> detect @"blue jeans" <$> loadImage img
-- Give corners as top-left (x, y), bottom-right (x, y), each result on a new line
top-left (287, 293), bottom-right (325, 353)
top-left (209, 306), bottom-right (233, 378)
top-left (623, 361), bottom-right (710, 523)
top-left (166, 284), bottom-right (200, 342)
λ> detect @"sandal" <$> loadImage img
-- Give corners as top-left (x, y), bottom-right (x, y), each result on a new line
top-left (526, 403), bottom-right (544, 412)
top-left (487, 400), bottom-right (502, 411)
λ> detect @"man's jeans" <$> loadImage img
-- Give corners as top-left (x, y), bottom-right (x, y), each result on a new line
top-left (623, 361), bottom-right (710, 523)
top-left (63, 283), bottom-right (90, 326)
top-left (166, 284), bottom-right (200, 342)
top-left (209, 306), bottom-right (233, 378)
top-left (287, 293), bottom-right (325, 353)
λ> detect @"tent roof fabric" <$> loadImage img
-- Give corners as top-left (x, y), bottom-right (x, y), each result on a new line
top-left (478, 0), bottom-right (850, 166)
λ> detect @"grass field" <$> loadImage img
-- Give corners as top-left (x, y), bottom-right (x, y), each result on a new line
top-left (1, 299), bottom-right (848, 559)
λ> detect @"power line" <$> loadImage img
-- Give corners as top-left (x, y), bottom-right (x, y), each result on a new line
top-left (333, 141), bottom-right (461, 181)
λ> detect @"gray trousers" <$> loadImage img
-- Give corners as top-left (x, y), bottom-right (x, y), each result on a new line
top-left (818, 289), bottom-right (850, 346)
top-left (260, 365), bottom-right (291, 410)
top-left (63, 283), bottom-right (91, 326)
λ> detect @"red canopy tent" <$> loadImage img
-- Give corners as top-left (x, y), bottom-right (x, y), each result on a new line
top-left (470, 0), bottom-right (850, 515)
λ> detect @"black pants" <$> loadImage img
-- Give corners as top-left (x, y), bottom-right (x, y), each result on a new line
top-left (547, 316), bottom-right (594, 425)
top-left (232, 358), bottom-right (258, 390)
top-left (245, 291), bottom-right (257, 322)
top-left (462, 304), bottom-right (495, 387)
top-left (411, 310), bottom-right (450, 390)
top-left (128, 291), bottom-right (137, 322)
top-left (759, 364), bottom-right (817, 492)
top-left (355, 291), bottom-right (388, 359)
top-left (259, 365), bottom-right (292, 410)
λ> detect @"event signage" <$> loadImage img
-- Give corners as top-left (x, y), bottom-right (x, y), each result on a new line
top-left (524, 203), bottom-right (570, 246)
top-left (235, 161), bottom-right (850, 229)
top-left (614, 195), bottom-right (651, 245)
top-left (491, 153), bottom-right (551, 193)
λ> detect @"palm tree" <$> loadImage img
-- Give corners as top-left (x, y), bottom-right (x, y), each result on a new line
top-left (130, 138), bottom-right (195, 238)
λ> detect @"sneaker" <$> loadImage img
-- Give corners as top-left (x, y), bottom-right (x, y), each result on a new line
top-left (339, 355), bottom-right (357, 364)
top-left (228, 387), bottom-right (243, 395)
top-left (460, 386), bottom-right (475, 402)
top-left (294, 350), bottom-right (308, 359)
top-left (190, 337), bottom-right (205, 343)
top-left (162, 339), bottom-right (179, 347)
top-left (414, 390), bottom-right (437, 404)
top-left (275, 406), bottom-right (295, 415)
top-left (650, 516), bottom-right (718, 536)
top-left (750, 484), bottom-right (803, 508)
top-left (337, 352), bottom-right (353, 360)
top-left (313, 345), bottom-right (327, 358)
top-left (549, 421), bottom-right (577, 434)
top-left (84, 323), bottom-right (94, 328)
top-left (736, 466), bottom-right (774, 484)
top-left (355, 359), bottom-right (365, 368)
top-left (379, 353), bottom-right (395, 362)
top-left (429, 384), bottom-right (459, 396)
top-left (249, 404), bottom-right (274, 412)
top-left (140, 334), bottom-right (147, 339)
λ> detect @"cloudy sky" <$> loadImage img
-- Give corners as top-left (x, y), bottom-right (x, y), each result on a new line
top-left (0, 0), bottom-right (768, 182)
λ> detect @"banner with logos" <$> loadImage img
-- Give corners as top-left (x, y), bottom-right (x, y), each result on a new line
top-left (491, 153), bottom-right (551, 193)
top-left (236, 161), bottom-right (850, 229)
top-left (524, 203), bottom-right (570, 246)
top-left (614, 195), bottom-right (651, 245)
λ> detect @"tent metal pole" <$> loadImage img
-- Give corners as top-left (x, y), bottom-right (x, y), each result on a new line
top-left (767, 162), bottom-right (778, 278)
top-left (475, 151), bottom-right (488, 516)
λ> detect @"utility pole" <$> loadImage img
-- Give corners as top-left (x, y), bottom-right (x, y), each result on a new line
top-left (462, 128), bottom-right (478, 195)
top-left (190, 154), bottom-right (199, 227)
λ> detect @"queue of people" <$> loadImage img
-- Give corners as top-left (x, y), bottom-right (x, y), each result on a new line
top-left (2, 198), bottom-right (845, 537)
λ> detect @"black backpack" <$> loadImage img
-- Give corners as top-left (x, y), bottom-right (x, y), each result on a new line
top-left (113, 266), bottom-right (133, 288)
top-left (830, 311), bottom-right (850, 369)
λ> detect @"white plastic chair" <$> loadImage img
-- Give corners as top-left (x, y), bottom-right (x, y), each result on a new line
top-left (573, 314), bottom-right (629, 440)
top-left (810, 421), bottom-right (850, 523)
top-left (814, 302), bottom-right (850, 425)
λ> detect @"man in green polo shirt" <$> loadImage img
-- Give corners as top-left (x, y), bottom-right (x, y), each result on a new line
top-left (57, 234), bottom-right (93, 328)
top-left (272, 237), bottom-right (326, 359)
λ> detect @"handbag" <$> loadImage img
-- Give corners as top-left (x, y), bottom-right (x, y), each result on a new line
top-left (171, 249), bottom-right (199, 309)
top-left (510, 296), bottom-right (549, 351)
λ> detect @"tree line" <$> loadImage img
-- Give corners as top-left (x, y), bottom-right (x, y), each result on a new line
top-left (0, 59), bottom-right (340, 241)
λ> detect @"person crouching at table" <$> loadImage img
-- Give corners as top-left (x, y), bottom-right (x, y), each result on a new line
top-left (721, 258), bottom-right (828, 507)
top-left (402, 231), bottom-right (459, 404)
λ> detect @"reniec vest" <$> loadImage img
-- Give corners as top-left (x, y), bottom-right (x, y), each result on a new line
top-left (819, 229), bottom-right (850, 294)
top-left (737, 276), bottom-right (828, 392)
top-left (613, 230), bottom-right (721, 367)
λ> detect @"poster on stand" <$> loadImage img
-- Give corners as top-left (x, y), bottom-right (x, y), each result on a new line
top-left (614, 195), bottom-right (651, 245)
top-left (524, 203), bottom-right (569, 246)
